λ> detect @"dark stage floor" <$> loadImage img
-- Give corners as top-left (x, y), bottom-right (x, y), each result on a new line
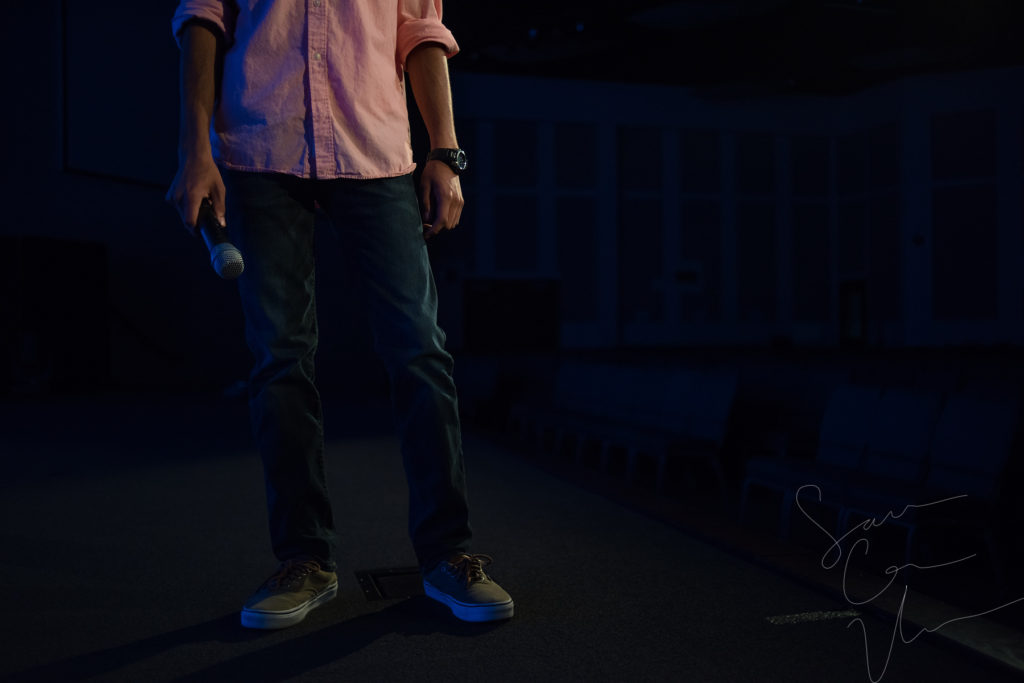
top-left (1, 391), bottom-right (1022, 682)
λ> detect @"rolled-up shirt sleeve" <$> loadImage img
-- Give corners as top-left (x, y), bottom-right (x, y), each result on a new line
top-left (396, 0), bottom-right (459, 70)
top-left (171, 0), bottom-right (237, 48)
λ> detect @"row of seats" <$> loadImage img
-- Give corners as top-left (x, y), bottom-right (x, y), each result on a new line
top-left (508, 360), bottom-right (737, 496)
top-left (505, 358), bottom-right (1020, 581)
top-left (740, 383), bottom-right (1021, 572)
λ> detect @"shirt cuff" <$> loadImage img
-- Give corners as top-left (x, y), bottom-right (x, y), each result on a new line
top-left (397, 20), bottom-right (460, 71)
top-left (171, 1), bottom-right (235, 49)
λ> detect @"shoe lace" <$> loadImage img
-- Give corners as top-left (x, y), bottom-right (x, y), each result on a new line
top-left (445, 553), bottom-right (493, 585)
top-left (266, 558), bottom-right (321, 590)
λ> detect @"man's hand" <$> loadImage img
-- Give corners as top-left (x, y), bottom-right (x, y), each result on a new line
top-left (165, 155), bottom-right (226, 235)
top-left (406, 42), bottom-right (462, 240)
top-left (419, 159), bottom-right (463, 239)
top-left (168, 20), bottom-right (225, 235)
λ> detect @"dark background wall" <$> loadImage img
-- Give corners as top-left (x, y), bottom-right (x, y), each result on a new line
top-left (1, 1), bottom-right (1023, 398)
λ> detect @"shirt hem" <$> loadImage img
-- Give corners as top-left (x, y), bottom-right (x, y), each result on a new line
top-left (217, 160), bottom-right (417, 180)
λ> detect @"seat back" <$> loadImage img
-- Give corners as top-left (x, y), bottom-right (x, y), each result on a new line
top-left (816, 383), bottom-right (882, 469)
top-left (861, 388), bottom-right (943, 484)
top-left (925, 393), bottom-right (1021, 499)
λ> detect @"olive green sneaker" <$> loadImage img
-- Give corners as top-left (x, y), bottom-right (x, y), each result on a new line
top-left (422, 553), bottom-right (514, 622)
top-left (241, 558), bottom-right (338, 629)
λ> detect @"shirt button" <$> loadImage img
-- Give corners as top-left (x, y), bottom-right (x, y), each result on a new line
top-left (313, 51), bottom-right (321, 61)
top-left (313, 0), bottom-right (321, 5)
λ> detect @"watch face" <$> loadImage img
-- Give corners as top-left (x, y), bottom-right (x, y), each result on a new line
top-left (454, 149), bottom-right (467, 171)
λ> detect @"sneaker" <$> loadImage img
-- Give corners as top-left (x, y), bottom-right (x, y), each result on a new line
top-left (422, 553), bottom-right (514, 622)
top-left (241, 558), bottom-right (338, 629)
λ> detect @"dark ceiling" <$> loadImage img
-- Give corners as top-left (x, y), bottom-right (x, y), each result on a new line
top-left (445, 0), bottom-right (1024, 95)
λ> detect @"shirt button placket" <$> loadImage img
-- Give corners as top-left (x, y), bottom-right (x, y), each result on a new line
top-left (309, 0), bottom-right (331, 177)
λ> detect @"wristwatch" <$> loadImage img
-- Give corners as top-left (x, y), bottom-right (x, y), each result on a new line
top-left (426, 148), bottom-right (468, 175)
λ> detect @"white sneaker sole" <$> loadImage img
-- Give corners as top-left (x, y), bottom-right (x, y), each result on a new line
top-left (240, 582), bottom-right (339, 629)
top-left (422, 580), bottom-right (515, 622)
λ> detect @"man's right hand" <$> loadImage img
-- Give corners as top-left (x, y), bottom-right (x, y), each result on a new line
top-left (166, 155), bottom-right (226, 236)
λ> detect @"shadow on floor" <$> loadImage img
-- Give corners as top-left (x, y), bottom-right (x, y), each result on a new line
top-left (7, 597), bottom-right (508, 683)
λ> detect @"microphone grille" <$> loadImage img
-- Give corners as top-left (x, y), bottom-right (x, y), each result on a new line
top-left (211, 244), bottom-right (245, 280)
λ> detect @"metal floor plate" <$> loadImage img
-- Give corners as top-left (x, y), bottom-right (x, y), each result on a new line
top-left (355, 567), bottom-right (424, 601)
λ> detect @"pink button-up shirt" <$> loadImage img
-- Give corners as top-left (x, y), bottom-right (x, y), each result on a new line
top-left (172, 1), bottom-right (458, 179)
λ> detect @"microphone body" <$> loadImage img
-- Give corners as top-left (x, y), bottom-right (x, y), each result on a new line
top-left (197, 199), bottom-right (244, 280)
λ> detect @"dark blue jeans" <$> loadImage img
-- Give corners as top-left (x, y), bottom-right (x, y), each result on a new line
top-left (223, 169), bottom-right (471, 571)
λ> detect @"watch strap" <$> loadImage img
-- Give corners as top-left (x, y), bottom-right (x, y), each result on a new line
top-left (426, 148), bottom-right (467, 174)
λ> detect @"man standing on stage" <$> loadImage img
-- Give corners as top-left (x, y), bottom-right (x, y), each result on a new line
top-left (166, 0), bottom-right (513, 629)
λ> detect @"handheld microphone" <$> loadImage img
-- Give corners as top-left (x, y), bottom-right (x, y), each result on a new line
top-left (197, 198), bottom-right (244, 280)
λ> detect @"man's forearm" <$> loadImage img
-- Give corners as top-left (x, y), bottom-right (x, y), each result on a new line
top-left (178, 21), bottom-right (222, 161)
top-left (406, 44), bottom-right (458, 150)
